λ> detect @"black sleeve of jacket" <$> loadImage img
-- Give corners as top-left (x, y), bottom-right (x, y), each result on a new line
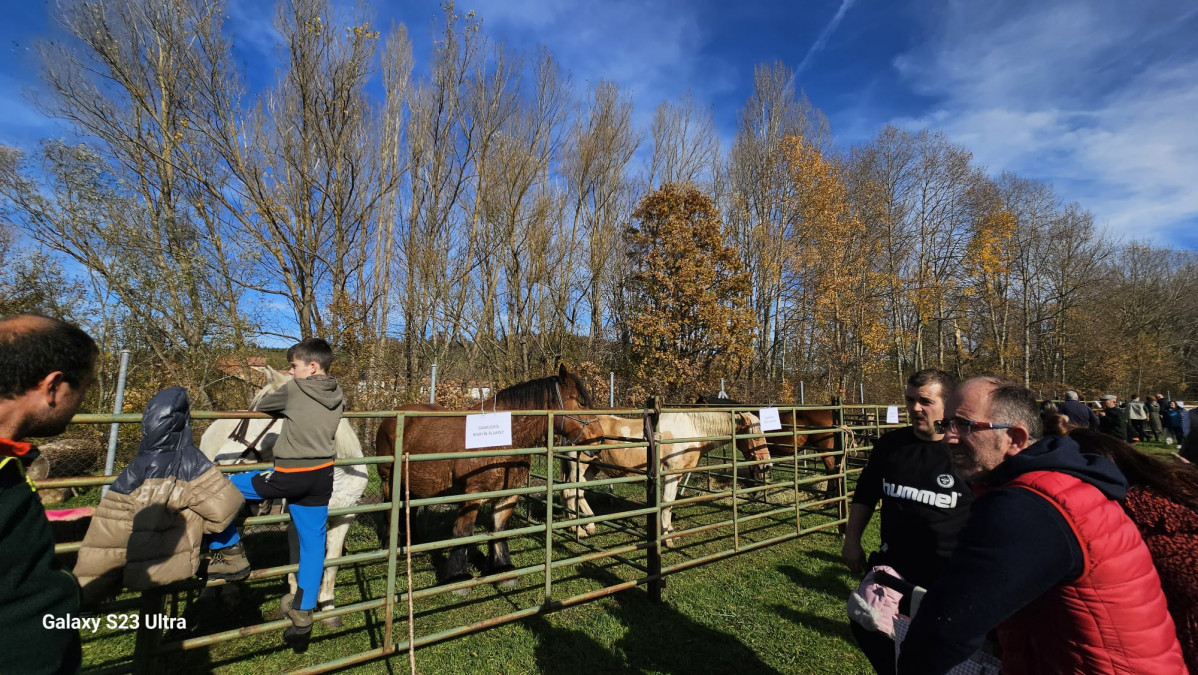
top-left (896, 487), bottom-right (1084, 675)
top-left (1087, 407), bottom-right (1099, 429)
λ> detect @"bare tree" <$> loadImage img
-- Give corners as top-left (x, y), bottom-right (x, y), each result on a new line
top-left (645, 92), bottom-right (719, 190)
top-left (561, 80), bottom-right (639, 354)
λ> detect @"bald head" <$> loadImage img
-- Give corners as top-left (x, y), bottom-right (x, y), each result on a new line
top-left (0, 314), bottom-right (98, 400)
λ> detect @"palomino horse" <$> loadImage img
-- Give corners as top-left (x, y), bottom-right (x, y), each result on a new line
top-left (373, 364), bottom-right (594, 585)
top-left (199, 366), bottom-right (368, 626)
top-left (695, 396), bottom-right (847, 489)
top-left (566, 411), bottom-right (771, 547)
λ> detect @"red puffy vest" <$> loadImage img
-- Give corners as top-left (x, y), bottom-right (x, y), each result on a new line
top-left (997, 470), bottom-right (1187, 674)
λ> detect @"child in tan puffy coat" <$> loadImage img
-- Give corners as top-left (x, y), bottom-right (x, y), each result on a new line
top-left (74, 387), bottom-right (243, 606)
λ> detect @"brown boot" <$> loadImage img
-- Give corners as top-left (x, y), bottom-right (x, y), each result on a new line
top-left (207, 542), bottom-right (251, 581)
top-left (280, 593), bottom-right (313, 653)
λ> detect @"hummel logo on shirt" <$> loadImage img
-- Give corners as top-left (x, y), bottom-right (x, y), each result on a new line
top-left (883, 478), bottom-right (961, 509)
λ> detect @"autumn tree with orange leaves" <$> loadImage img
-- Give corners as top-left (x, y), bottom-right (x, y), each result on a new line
top-left (623, 183), bottom-right (757, 402)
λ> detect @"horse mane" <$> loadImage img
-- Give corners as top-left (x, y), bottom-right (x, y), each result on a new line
top-left (669, 411), bottom-right (737, 439)
top-left (493, 371), bottom-right (594, 410)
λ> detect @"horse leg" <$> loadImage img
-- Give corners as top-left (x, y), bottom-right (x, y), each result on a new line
top-left (564, 454), bottom-right (597, 537)
top-left (661, 472), bottom-right (682, 548)
top-left (444, 500), bottom-right (481, 591)
top-left (317, 514), bottom-right (353, 628)
top-left (487, 494), bottom-right (520, 588)
top-left (577, 464), bottom-right (598, 536)
top-left (560, 454), bottom-right (582, 536)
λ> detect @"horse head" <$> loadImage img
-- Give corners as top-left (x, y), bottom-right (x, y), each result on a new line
top-left (554, 364), bottom-right (594, 410)
top-left (551, 365), bottom-right (597, 445)
top-left (250, 365), bottom-right (292, 409)
top-left (734, 412), bottom-right (772, 481)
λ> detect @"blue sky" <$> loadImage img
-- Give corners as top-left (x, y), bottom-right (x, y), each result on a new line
top-left (3, 0), bottom-right (1196, 250)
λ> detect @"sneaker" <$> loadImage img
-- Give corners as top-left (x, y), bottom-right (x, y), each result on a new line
top-left (207, 543), bottom-right (251, 582)
top-left (280, 593), bottom-right (314, 653)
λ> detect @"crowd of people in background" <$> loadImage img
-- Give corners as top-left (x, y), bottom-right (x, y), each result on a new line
top-left (1044, 391), bottom-right (1192, 455)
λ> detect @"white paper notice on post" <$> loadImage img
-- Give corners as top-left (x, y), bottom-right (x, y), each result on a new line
top-left (465, 412), bottom-right (513, 449)
top-left (886, 406), bottom-right (900, 424)
top-left (759, 407), bottom-right (781, 432)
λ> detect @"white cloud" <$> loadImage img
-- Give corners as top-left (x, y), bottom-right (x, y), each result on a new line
top-left (796, 0), bottom-right (858, 75)
top-left (889, 0), bottom-right (1198, 246)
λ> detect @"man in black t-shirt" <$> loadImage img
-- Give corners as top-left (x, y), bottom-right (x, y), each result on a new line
top-left (842, 368), bottom-right (971, 675)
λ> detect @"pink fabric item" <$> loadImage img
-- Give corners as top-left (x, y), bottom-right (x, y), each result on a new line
top-left (44, 506), bottom-right (94, 522)
top-left (856, 565), bottom-right (905, 635)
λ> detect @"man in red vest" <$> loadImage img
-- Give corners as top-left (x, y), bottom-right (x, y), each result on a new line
top-left (898, 376), bottom-right (1186, 674)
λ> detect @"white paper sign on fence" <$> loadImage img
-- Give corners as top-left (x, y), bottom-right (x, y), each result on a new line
top-left (465, 411), bottom-right (513, 449)
top-left (886, 406), bottom-right (900, 424)
top-left (759, 407), bottom-right (782, 432)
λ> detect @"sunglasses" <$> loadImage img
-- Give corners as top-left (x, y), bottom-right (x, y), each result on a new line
top-left (935, 417), bottom-right (1016, 435)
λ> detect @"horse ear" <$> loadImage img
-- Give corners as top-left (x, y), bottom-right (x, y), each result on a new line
top-left (558, 362), bottom-right (568, 380)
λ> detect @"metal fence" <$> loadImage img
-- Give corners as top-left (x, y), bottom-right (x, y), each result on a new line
top-left (37, 402), bottom-right (906, 674)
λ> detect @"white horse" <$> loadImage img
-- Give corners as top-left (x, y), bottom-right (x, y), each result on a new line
top-left (565, 411), bottom-right (769, 547)
top-left (199, 366), bottom-right (369, 627)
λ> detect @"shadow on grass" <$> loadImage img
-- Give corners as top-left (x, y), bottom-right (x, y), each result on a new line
top-left (771, 605), bottom-right (854, 642)
top-left (776, 556), bottom-right (855, 602)
top-left (526, 565), bottom-right (783, 675)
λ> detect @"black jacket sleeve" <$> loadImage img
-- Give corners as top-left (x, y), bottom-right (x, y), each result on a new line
top-left (896, 487), bottom-right (1084, 674)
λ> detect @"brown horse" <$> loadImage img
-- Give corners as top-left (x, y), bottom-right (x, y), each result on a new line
top-left (374, 365), bottom-right (594, 583)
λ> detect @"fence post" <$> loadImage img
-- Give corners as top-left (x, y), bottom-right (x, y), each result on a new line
top-left (429, 363), bottom-right (437, 404)
top-left (833, 399), bottom-right (847, 530)
top-left (609, 372), bottom-right (614, 408)
top-left (102, 348), bottom-right (131, 497)
top-left (644, 396), bottom-right (663, 602)
top-left (800, 381), bottom-right (805, 404)
top-left (384, 412), bottom-right (406, 654)
top-left (544, 412), bottom-right (556, 601)
top-left (132, 590), bottom-right (165, 675)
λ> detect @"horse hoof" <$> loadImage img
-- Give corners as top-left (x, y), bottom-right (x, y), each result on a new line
top-left (321, 615), bottom-right (344, 629)
top-left (663, 537), bottom-right (677, 549)
top-left (453, 586), bottom-right (473, 597)
top-left (583, 523), bottom-right (597, 536)
top-left (498, 578), bottom-right (518, 589)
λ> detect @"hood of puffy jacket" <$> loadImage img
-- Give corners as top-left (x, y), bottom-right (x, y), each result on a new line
top-left (138, 387), bottom-right (192, 456)
top-left (986, 433), bottom-right (1128, 500)
top-left (111, 386), bottom-right (214, 494)
top-left (294, 375), bottom-right (344, 411)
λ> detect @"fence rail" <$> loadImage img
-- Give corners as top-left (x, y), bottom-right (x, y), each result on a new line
top-left (41, 402), bottom-right (906, 674)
